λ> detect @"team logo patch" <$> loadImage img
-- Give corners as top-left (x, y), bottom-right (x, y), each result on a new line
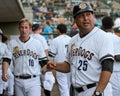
top-left (71, 43), bottom-right (75, 51)
top-left (13, 46), bottom-right (19, 53)
top-left (79, 3), bottom-right (87, 9)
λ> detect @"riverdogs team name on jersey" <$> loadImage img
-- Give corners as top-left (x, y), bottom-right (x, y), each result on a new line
top-left (13, 46), bottom-right (38, 59)
top-left (71, 43), bottom-right (94, 60)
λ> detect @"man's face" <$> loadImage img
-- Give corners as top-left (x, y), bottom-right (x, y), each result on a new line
top-left (74, 12), bottom-right (95, 30)
top-left (19, 21), bottom-right (31, 38)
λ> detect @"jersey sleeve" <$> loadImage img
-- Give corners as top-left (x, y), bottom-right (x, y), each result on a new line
top-left (42, 37), bottom-right (49, 50)
top-left (3, 43), bottom-right (12, 60)
top-left (37, 41), bottom-right (48, 67)
top-left (2, 43), bottom-right (12, 65)
top-left (99, 33), bottom-right (114, 63)
top-left (37, 40), bottom-right (46, 57)
top-left (49, 39), bottom-right (57, 57)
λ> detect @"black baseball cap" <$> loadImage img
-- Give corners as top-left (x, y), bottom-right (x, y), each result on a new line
top-left (73, 2), bottom-right (94, 18)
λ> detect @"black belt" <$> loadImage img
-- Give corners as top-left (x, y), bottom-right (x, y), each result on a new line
top-left (74, 83), bottom-right (97, 93)
top-left (15, 75), bottom-right (36, 79)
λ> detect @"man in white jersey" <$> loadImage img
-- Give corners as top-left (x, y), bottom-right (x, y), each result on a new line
top-left (48, 23), bottom-right (71, 96)
top-left (31, 23), bottom-right (49, 55)
top-left (31, 23), bottom-right (55, 96)
top-left (102, 16), bottom-right (120, 96)
top-left (0, 32), bottom-right (14, 96)
top-left (2, 18), bottom-right (48, 96)
top-left (101, 16), bottom-right (118, 96)
top-left (0, 32), bottom-right (9, 96)
top-left (44, 2), bottom-right (114, 96)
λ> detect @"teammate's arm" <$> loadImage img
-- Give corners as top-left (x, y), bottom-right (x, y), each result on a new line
top-left (47, 61), bottom-right (70, 73)
top-left (114, 54), bottom-right (120, 62)
top-left (2, 58), bottom-right (11, 82)
top-left (93, 59), bottom-right (114, 95)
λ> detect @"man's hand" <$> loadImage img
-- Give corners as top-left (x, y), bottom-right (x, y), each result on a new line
top-left (42, 61), bottom-right (56, 74)
top-left (2, 73), bottom-right (8, 82)
top-left (47, 61), bottom-right (56, 70)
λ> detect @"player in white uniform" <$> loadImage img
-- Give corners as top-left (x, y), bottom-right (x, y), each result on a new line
top-left (0, 32), bottom-right (8, 96)
top-left (101, 16), bottom-right (119, 96)
top-left (102, 16), bottom-right (120, 96)
top-left (31, 23), bottom-right (49, 55)
top-left (111, 27), bottom-right (120, 96)
top-left (0, 32), bottom-right (14, 96)
top-left (31, 23), bottom-right (55, 96)
top-left (48, 23), bottom-right (71, 96)
top-left (2, 18), bottom-right (48, 96)
top-left (44, 2), bottom-right (114, 96)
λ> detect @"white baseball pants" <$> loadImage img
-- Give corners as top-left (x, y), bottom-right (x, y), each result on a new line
top-left (74, 82), bottom-right (113, 96)
top-left (14, 76), bottom-right (41, 96)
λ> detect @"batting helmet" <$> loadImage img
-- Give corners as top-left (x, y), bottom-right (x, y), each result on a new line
top-left (73, 2), bottom-right (94, 18)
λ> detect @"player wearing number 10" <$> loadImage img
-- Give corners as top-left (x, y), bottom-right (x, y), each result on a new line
top-left (2, 18), bottom-right (48, 96)
top-left (45, 2), bottom-right (114, 96)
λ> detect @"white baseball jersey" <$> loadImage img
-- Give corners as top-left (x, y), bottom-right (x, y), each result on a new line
top-left (107, 33), bottom-right (120, 96)
top-left (30, 34), bottom-right (49, 50)
top-left (0, 41), bottom-right (11, 70)
top-left (0, 42), bottom-right (13, 94)
top-left (49, 35), bottom-right (71, 96)
top-left (7, 37), bottom-right (47, 76)
top-left (49, 35), bottom-right (71, 62)
top-left (65, 27), bottom-right (114, 87)
top-left (107, 32), bottom-right (120, 71)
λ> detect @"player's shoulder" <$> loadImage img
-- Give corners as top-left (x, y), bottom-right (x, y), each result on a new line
top-left (30, 36), bottom-right (40, 43)
top-left (0, 42), bottom-right (7, 47)
top-left (69, 33), bottom-right (79, 43)
top-left (91, 27), bottom-right (109, 39)
top-left (95, 27), bottom-right (107, 35)
top-left (8, 37), bottom-right (18, 44)
top-left (31, 34), bottom-right (46, 41)
top-left (55, 35), bottom-right (71, 40)
top-left (0, 41), bottom-right (5, 45)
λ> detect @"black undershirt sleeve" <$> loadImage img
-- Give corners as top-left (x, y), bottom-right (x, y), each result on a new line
top-left (101, 59), bottom-right (114, 73)
top-left (39, 60), bottom-right (49, 68)
top-left (2, 57), bottom-right (11, 65)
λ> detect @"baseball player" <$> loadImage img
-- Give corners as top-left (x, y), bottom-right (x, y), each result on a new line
top-left (45, 2), bottom-right (114, 96)
top-left (101, 16), bottom-right (120, 96)
top-left (102, 16), bottom-right (120, 96)
top-left (0, 31), bottom-right (14, 96)
top-left (0, 41), bottom-right (8, 96)
top-left (31, 23), bottom-right (55, 96)
top-left (2, 18), bottom-right (48, 96)
top-left (48, 23), bottom-right (71, 96)
top-left (111, 28), bottom-right (120, 96)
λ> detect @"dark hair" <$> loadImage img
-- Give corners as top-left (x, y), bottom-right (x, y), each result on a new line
top-left (102, 16), bottom-right (114, 29)
top-left (57, 23), bottom-right (67, 33)
top-left (0, 33), bottom-right (8, 43)
top-left (32, 24), bottom-right (40, 31)
top-left (2, 35), bottom-right (8, 43)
